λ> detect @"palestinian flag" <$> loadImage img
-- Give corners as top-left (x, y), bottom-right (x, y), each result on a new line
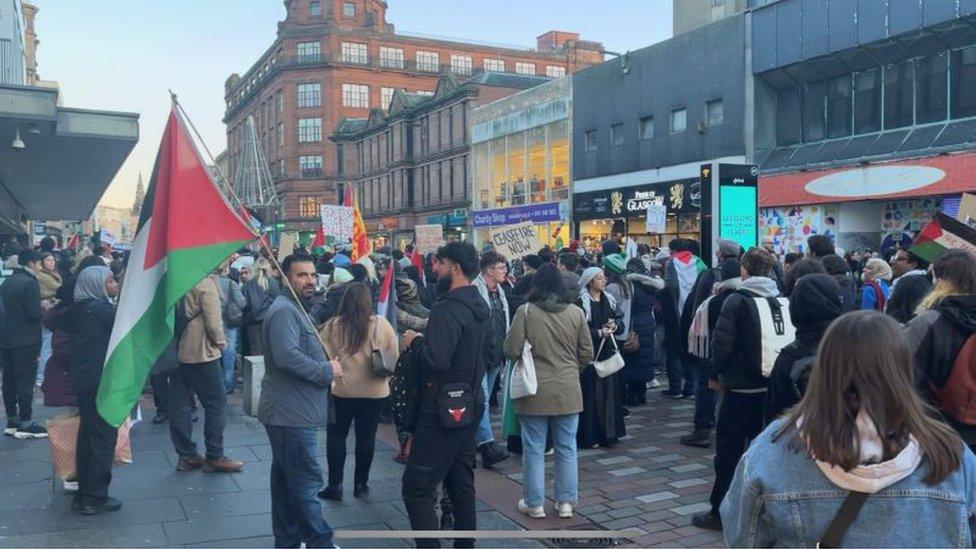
top-left (671, 250), bottom-right (707, 313)
top-left (310, 224), bottom-right (327, 255)
top-left (910, 212), bottom-right (976, 263)
top-left (344, 186), bottom-right (370, 261)
top-left (96, 104), bottom-right (256, 426)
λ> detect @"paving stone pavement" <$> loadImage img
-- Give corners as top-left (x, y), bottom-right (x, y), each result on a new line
top-left (0, 388), bottom-right (723, 547)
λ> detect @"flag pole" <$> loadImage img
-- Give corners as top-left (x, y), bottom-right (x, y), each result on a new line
top-left (168, 92), bottom-right (334, 358)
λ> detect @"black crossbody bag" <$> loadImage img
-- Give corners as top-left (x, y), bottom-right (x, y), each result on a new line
top-left (816, 491), bottom-right (869, 548)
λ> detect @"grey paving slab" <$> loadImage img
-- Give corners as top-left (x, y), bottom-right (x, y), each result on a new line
top-left (636, 491), bottom-right (680, 504)
top-left (0, 523), bottom-right (169, 548)
top-left (0, 494), bottom-right (184, 537)
top-left (162, 513), bottom-right (274, 545)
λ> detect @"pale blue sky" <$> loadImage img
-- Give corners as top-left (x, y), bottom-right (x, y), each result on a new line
top-left (32, 0), bottom-right (672, 208)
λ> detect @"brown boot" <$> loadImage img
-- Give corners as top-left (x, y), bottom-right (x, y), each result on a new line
top-left (176, 454), bottom-right (206, 472)
top-left (202, 456), bottom-right (244, 473)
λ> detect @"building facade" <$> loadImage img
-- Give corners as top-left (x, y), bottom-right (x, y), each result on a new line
top-left (752, 0), bottom-right (976, 254)
top-left (0, 0), bottom-right (25, 85)
top-left (332, 71), bottom-right (547, 249)
top-left (571, 14), bottom-right (748, 251)
top-left (223, 0), bottom-right (603, 231)
top-left (673, 0), bottom-right (747, 36)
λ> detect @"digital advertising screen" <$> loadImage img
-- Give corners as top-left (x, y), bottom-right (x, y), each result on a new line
top-left (719, 185), bottom-right (758, 251)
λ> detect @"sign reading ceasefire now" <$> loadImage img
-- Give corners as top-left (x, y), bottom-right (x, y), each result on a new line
top-left (489, 221), bottom-right (541, 260)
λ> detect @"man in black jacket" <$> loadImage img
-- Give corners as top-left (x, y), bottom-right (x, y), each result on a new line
top-left (402, 242), bottom-right (490, 548)
top-left (693, 247), bottom-right (781, 532)
top-left (1, 250), bottom-right (48, 439)
top-left (887, 248), bottom-right (932, 323)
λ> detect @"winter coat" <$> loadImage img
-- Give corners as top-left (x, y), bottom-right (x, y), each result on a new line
top-left (578, 291), bottom-right (624, 362)
top-left (410, 285), bottom-right (491, 417)
top-left (322, 315), bottom-right (398, 399)
top-left (243, 277), bottom-right (281, 326)
top-left (833, 272), bottom-right (858, 312)
top-left (41, 307), bottom-right (76, 407)
top-left (906, 294), bottom-right (976, 448)
top-left (504, 298), bottom-right (593, 416)
top-left (887, 272), bottom-right (933, 323)
top-left (1, 267), bottom-right (42, 349)
top-left (63, 298), bottom-right (116, 395)
top-left (178, 276), bottom-right (226, 364)
top-left (395, 277), bottom-right (429, 333)
top-left (860, 278), bottom-right (892, 311)
top-left (37, 269), bottom-right (62, 301)
top-left (764, 274), bottom-right (844, 424)
top-left (712, 276), bottom-right (781, 392)
top-left (622, 274), bottom-right (663, 372)
top-left (258, 294), bottom-right (334, 428)
top-left (216, 275), bottom-right (246, 328)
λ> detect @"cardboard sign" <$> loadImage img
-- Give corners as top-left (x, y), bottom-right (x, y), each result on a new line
top-left (414, 224), bottom-right (444, 254)
top-left (958, 193), bottom-right (976, 228)
top-left (277, 232), bottom-right (296, 263)
top-left (320, 205), bottom-right (354, 239)
top-left (489, 221), bottom-right (541, 260)
top-left (645, 203), bottom-right (667, 234)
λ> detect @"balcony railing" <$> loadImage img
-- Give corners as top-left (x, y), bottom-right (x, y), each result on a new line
top-left (301, 167), bottom-right (323, 178)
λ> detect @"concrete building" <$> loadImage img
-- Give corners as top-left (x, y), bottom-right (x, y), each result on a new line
top-left (331, 70), bottom-right (547, 248)
top-left (751, 0), bottom-right (976, 254)
top-left (0, 0), bottom-right (25, 85)
top-left (673, 0), bottom-right (746, 36)
top-left (223, 0), bottom-right (603, 231)
top-left (570, 14), bottom-right (748, 251)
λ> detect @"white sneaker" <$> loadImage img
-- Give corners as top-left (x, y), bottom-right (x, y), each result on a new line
top-left (647, 379), bottom-right (662, 389)
top-left (62, 480), bottom-right (79, 493)
top-left (555, 502), bottom-right (574, 518)
top-left (517, 499), bottom-right (545, 519)
top-left (3, 427), bottom-right (17, 436)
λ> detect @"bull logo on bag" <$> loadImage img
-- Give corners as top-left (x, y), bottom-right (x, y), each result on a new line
top-left (449, 407), bottom-right (466, 423)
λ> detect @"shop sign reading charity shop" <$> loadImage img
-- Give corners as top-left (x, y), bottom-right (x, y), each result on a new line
top-left (471, 201), bottom-right (564, 228)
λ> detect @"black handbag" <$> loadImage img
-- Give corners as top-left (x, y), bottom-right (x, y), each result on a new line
top-left (369, 318), bottom-right (396, 378)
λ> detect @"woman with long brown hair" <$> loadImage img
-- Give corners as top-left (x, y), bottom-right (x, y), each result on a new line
top-left (318, 283), bottom-right (398, 501)
top-left (722, 311), bottom-right (976, 547)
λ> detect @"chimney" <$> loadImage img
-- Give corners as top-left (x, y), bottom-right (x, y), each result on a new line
top-left (536, 31), bottom-right (581, 52)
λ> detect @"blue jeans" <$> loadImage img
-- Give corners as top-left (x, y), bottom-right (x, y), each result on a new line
top-left (665, 349), bottom-right (696, 395)
top-left (265, 424), bottom-right (334, 548)
top-left (518, 414), bottom-right (579, 508)
top-left (220, 327), bottom-right (239, 393)
top-left (475, 363), bottom-right (502, 447)
top-left (37, 328), bottom-right (52, 385)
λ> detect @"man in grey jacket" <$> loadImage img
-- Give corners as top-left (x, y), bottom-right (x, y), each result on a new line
top-left (259, 252), bottom-right (342, 548)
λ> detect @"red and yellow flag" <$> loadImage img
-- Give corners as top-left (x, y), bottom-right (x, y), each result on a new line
top-left (344, 185), bottom-right (370, 261)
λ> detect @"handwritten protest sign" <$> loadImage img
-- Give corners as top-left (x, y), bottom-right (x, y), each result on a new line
top-left (646, 203), bottom-right (667, 234)
top-left (414, 224), bottom-right (444, 254)
top-left (277, 232), bottom-right (296, 263)
top-left (320, 205), bottom-right (354, 239)
top-left (489, 221), bottom-right (541, 260)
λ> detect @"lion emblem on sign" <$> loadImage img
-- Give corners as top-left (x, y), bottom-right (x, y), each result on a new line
top-left (610, 191), bottom-right (623, 215)
top-left (670, 183), bottom-right (685, 210)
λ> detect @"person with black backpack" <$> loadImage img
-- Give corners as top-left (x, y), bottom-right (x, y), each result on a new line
top-left (216, 264), bottom-right (245, 394)
top-left (764, 273), bottom-right (844, 425)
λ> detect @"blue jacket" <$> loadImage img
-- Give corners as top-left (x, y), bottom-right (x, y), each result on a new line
top-left (721, 419), bottom-right (976, 547)
top-left (860, 279), bottom-right (891, 311)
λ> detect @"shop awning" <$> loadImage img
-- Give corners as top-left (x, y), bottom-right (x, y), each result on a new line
top-left (759, 151), bottom-right (976, 208)
top-left (0, 84), bottom-right (139, 220)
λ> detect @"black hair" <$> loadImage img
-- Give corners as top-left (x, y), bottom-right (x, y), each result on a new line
top-left (17, 249), bottom-right (39, 266)
top-left (667, 238), bottom-right (685, 252)
top-left (537, 246), bottom-right (555, 264)
top-left (523, 254), bottom-right (544, 270)
top-left (685, 239), bottom-right (701, 257)
top-left (784, 257), bottom-right (827, 296)
top-left (820, 254), bottom-right (850, 276)
top-left (807, 234), bottom-right (835, 258)
top-left (435, 241), bottom-right (479, 280)
top-left (480, 250), bottom-right (507, 271)
top-left (558, 253), bottom-right (579, 271)
top-left (281, 252), bottom-right (314, 276)
top-left (902, 249), bottom-right (930, 270)
top-left (392, 249), bottom-right (404, 261)
top-left (347, 263), bottom-right (369, 282)
top-left (39, 236), bottom-right (56, 253)
top-left (784, 252), bottom-right (803, 266)
top-left (527, 263), bottom-right (567, 303)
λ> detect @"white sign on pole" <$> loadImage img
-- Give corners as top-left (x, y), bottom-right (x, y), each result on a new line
top-left (320, 205), bottom-right (354, 239)
top-left (277, 232), bottom-right (296, 263)
top-left (646, 203), bottom-right (667, 234)
top-left (414, 224), bottom-right (445, 254)
top-left (489, 221), bottom-right (541, 260)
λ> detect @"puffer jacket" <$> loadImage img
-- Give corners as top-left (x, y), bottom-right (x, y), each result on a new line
top-left (712, 276), bottom-right (781, 392)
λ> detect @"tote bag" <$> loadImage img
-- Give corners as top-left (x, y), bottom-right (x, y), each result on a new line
top-left (509, 305), bottom-right (538, 399)
top-left (593, 335), bottom-right (625, 378)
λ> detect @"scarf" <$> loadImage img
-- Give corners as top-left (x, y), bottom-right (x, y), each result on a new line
top-left (579, 288), bottom-right (616, 322)
top-left (74, 266), bottom-right (111, 302)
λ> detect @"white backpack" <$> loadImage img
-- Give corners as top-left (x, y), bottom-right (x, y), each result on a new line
top-left (753, 297), bottom-right (795, 377)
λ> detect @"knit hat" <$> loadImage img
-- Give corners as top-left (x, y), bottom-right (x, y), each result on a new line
top-left (601, 240), bottom-right (621, 256)
top-left (864, 257), bottom-right (893, 282)
top-left (717, 238), bottom-right (741, 259)
top-left (602, 253), bottom-right (628, 275)
top-left (330, 267), bottom-right (353, 284)
top-left (579, 266), bottom-right (603, 290)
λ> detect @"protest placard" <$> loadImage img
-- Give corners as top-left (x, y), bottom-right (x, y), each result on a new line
top-left (277, 232), bottom-right (296, 263)
top-left (489, 221), bottom-right (541, 260)
top-left (414, 224), bottom-right (444, 254)
top-left (320, 205), bottom-right (354, 239)
top-left (646, 203), bottom-right (667, 234)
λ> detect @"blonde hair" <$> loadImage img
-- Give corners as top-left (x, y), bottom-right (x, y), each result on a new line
top-left (253, 258), bottom-right (273, 291)
top-left (915, 250), bottom-right (976, 314)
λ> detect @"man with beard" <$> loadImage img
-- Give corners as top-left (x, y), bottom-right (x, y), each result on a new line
top-left (402, 242), bottom-right (491, 548)
top-left (259, 253), bottom-right (342, 548)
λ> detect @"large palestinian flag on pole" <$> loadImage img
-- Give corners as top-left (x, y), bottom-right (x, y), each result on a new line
top-left (96, 104), bottom-right (256, 426)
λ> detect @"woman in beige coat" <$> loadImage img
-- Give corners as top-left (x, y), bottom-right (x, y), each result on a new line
top-left (319, 283), bottom-right (398, 501)
top-left (504, 264), bottom-right (594, 520)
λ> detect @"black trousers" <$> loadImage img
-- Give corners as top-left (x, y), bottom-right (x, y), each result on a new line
top-left (168, 361), bottom-right (226, 461)
top-left (326, 396), bottom-right (383, 487)
top-left (708, 390), bottom-right (766, 515)
top-left (403, 414), bottom-right (477, 548)
top-left (2, 345), bottom-right (39, 423)
top-left (76, 390), bottom-right (118, 504)
top-left (150, 371), bottom-right (173, 416)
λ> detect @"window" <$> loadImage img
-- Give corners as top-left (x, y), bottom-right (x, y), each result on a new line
top-left (380, 46), bottom-right (404, 68)
top-left (776, 87), bottom-right (801, 146)
top-left (803, 81), bottom-right (826, 141)
top-left (275, 90), bottom-right (283, 113)
top-left (639, 116), bottom-right (654, 140)
top-left (712, 0), bottom-right (725, 5)
top-left (297, 118), bottom-right (321, 142)
top-left (584, 129), bottom-right (597, 151)
top-left (343, 1), bottom-right (355, 18)
top-left (309, 1), bottom-right (321, 16)
top-left (545, 66), bottom-right (566, 78)
top-left (296, 41), bottom-right (320, 63)
top-left (670, 108), bottom-right (687, 133)
top-left (950, 46), bottom-right (976, 119)
top-left (296, 83), bottom-right (321, 107)
top-left (484, 58), bottom-right (505, 72)
top-left (299, 196), bottom-right (323, 218)
top-left (450, 54), bottom-right (472, 75)
top-left (826, 74), bottom-right (852, 138)
top-left (884, 60), bottom-right (914, 129)
top-left (515, 62), bottom-right (536, 75)
top-left (381, 86), bottom-right (395, 110)
top-left (853, 69), bottom-right (881, 134)
top-left (416, 51), bottom-right (439, 72)
top-left (916, 52), bottom-right (948, 124)
top-left (706, 99), bottom-right (724, 126)
top-left (341, 83), bottom-right (369, 108)
top-left (299, 155), bottom-right (323, 177)
top-left (416, 90), bottom-right (435, 96)
top-left (277, 123), bottom-right (283, 148)
top-left (611, 123), bottom-right (624, 146)
top-left (340, 42), bottom-right (368, 65)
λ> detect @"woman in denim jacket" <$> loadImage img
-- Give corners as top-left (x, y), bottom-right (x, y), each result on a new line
top-left (722, 311), bottom-right (976, 547)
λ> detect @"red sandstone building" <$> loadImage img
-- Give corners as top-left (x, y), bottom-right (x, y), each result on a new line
top-left (223, 0), bottom-right (603, 230)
